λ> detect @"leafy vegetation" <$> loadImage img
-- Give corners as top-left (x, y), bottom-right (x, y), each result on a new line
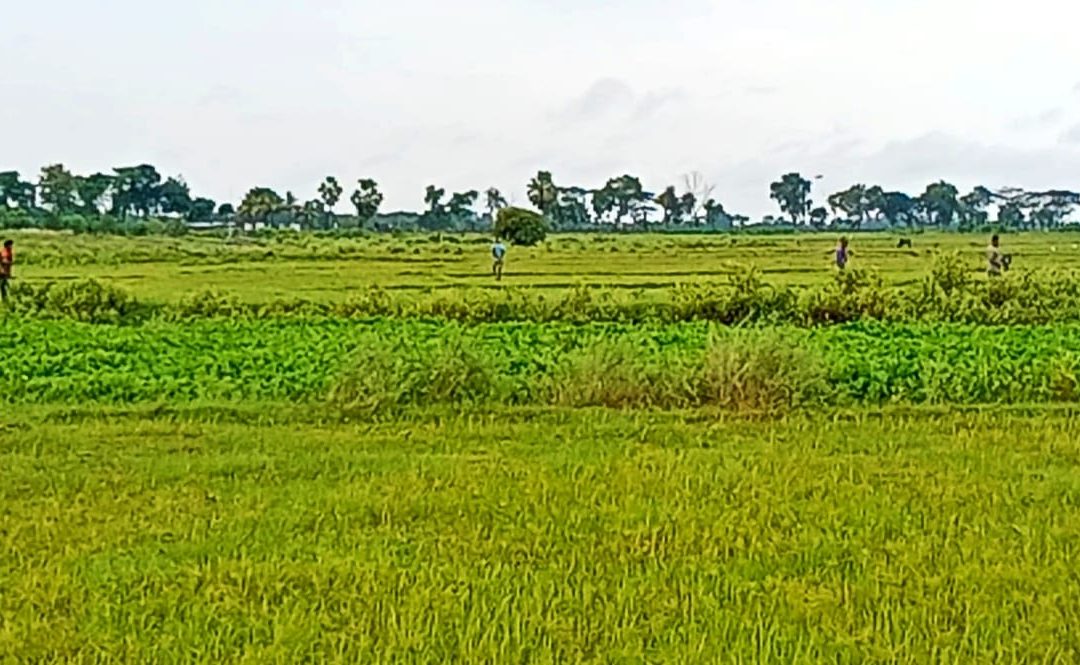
top-left (13, 259), bottom-right (1080, 326)
top-left (494, 206), bottom-right (548, 246)
top-left (3, 318), bottom-right (1080, 409)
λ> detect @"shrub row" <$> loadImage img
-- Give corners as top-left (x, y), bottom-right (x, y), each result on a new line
top-left (328, 332), bottom-right (827, 415)
top-left (9, 257), bottom-right (1080, 325)
top-left (4, 318), bottom-right (1080, 408)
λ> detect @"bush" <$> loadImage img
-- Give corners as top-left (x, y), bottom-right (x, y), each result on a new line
top-left (693, 332), bottom-right (828, 412)
top-left (495, 207), bottom-right (548, 246)
top-left (800, 269), bottom-right (895, 325)
top-left (673, 268), bottom-right (797, 324)
top-left (11, 279), bottom-right (137, 323)
top-left (545, 339), bottom-right (690, 408)
top-left (329, 335), bottom-right (503, 414)
top-left (172, 289), bottom-right (248, 319)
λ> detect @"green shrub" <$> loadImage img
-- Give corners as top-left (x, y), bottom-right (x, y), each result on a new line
top-left (693, 332), bottom-right (828, 413)
top-left (800, 269), bottom-right (895, 325)
top-left (544, 339), bottom-right (689, 408)
top-left (495, 207), bottom-right (548, 246)
top-left (329, 335), bottom-right (503, 414)
top-left (11, 279), bottom-right (136, 323)
top-left (172, 289), bottom-right (248, 319)
top-left (674, 269), bottom-right (797, 324)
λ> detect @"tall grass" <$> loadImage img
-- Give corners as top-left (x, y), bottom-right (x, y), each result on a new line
top-left (693, 332), bottom-right (829, 412)
top-left (14, 265), bottom-right (1080, 325)
top-left (331, 331), bottom-right (828, 414)
top-left (5, 409), bottom-right (1080, 662)
top-left (329, 334), bottom-right (503, 414)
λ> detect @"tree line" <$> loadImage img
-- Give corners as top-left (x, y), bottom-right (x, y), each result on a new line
top-left (1, 162), bottom-right (1077, 234)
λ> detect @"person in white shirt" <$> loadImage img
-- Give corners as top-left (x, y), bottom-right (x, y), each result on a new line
top-left (491, 239), bottom-right (507, 281)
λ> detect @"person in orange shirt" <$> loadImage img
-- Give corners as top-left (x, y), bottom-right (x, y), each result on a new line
top-left (0, 240), bottom-right (13, 301)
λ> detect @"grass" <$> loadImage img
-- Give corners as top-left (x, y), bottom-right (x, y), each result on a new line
top-left (5, 318), bottom-right (1080, 407)
top-left (3, 406), bottom-right (1080, 662)
top-left (11, 230), bottom-right (1080, 304)
top-left (7, 230), bottom-right (1080, 661)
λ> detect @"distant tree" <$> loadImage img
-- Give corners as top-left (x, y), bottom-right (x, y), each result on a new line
top-left (39, 164), bottom-right (79, 214)
top-left (158, 176), bottom-right (193, 216)
top-left (602, 174), bottom-right (647, 225)
top-left (769, 173), bottom-right (813, 224)
top-left (186, 197), bottom-right (216, 222)
top-left (678, 192), bottom-right (697, 223)
top-left (484, 187), bottom-right (507, 219)
top-left (297, 200), bottom-right (324, 229)
top-left (681, 171), bottom-right (715, 219)
top-left (919, 181), bottom-right (960, 227)
top-left (864, 185), bottom-right (886, 223)
top-left (959, 186), bottom-right (993, 230)
top-left (447, 190), bottom-right (479, 221)
top-left (526, 171), bottom-right (558, 215)
top-left (997, 201), bottom-right (1025, 230)
top-left (318, 177), bottom-right (343, 211)
top-left (217, 203), bottom-right (236, 217)
top-left (111, 165), bottom-right (162, 217)
top-left (350, 179), bottom-right (384, 226)
top-left (828, 185), bottom-right (870, 227)
top-left (591, 186), bottom-right (617, 224)
top-left (424, 185), bottom-right (446, 214)
top-left (703, 199), bottom-right (733, 229)
top-left (654, 186), bottom-right (680, 225)
top-left (238, 187), bottom-right (284, 222)
top-left (0, 171), bottom-right (36, 209)
top-left (316, 176), bottom-right (343, 228)
top-left (74, 173), bottom-right (114, 215)
top-left (881, 192), bottom-right (918, 228)
top-left (554, 187), bottom-right (590, 228)
top-left (495, 207), bottom-right (548, 246)
top-left (421, 185), bottom-right (451, 230)
top-left (809, 206), bottom-right (829, 229)
top-left (1026, 190), bottom-right (1080, 229)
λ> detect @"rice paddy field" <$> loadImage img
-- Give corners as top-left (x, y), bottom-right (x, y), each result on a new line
top-left (10, 229), bottom-right (1080, 301)
top-left (4, 229), bottom-right (1080, 662)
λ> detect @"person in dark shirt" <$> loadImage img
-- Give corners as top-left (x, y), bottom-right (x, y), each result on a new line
top-left (835, 236), bottom-right (850, 270)
top-left (0, 240), bottom-right (13, 301)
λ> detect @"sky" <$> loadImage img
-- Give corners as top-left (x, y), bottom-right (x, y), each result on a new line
top-left (2, 0), bottom-right (1080, 218)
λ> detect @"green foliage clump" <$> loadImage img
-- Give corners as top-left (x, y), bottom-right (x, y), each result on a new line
top-left (4, 318), bottom-right (1080, 409)
top-left (800, 269), bottom-right (896, 325)
top-left (10, 279), bottom-right (136, 323)
top-left (329, 334), bottom-right (502, 414)
top-left (495, 207), bottom-right (548, 246)
top-left (694, 331), bottom-right (828, 412)
top-left (673, 268), bottom-right (797, 324)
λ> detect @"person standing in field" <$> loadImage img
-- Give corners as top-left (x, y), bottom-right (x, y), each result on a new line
top-left (835, 236), bottom-right (850, 271)
top-left (987, 234), bottom-right (1004, 277)
top-left (491, 238), bottom-right (507, 281)
top-left (0, 240), bottom-right (13, 302)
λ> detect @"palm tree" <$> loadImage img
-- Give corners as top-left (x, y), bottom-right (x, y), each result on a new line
top-left (526, 171), bottom-right (557, 214)
top-left (485, 187), bottom-right (507, 219)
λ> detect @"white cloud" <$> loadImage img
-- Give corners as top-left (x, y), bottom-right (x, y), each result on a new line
top-left (1008, 109), bottom-right (1065, 132)
top-left (1061, 125), bottom-right (1080, 146)
top-left (2, 0), bottom-right (1080, 217)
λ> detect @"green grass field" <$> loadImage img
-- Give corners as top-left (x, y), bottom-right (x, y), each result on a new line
top-left (11, 229), bottom-right (1080, 303)
top-left (5, 230), bottom-right (1080, 661)
top-left (5, 407), bottom-right (1080, 662)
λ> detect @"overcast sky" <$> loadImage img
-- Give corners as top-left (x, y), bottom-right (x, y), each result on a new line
top-left (3, 0), bottom-right (1079, 218)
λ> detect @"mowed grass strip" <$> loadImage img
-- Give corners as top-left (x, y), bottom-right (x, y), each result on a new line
top-left (2, 408), bottom-right (1079, 662)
